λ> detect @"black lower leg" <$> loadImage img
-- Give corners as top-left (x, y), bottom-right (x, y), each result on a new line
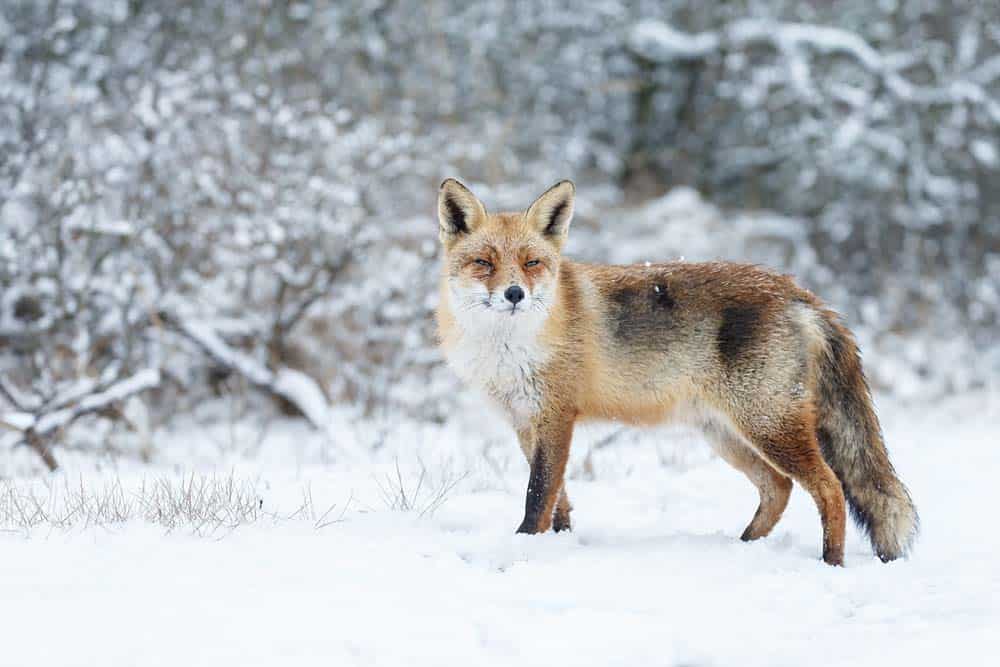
top-left (517, 446), bottom-right (551, 534)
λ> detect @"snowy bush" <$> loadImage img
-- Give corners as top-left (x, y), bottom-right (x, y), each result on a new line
top-left (624, 3), bottom-right (1000, 353)
top-left (1, 0), bottom-right (997, 470)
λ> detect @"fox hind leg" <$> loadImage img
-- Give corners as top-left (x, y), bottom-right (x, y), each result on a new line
top-left (703, 424), bottom-right (792, 541)
top-left (552, 486), bottom-right (573, 532)
top-left (744, 414), bottom-right (847, 566)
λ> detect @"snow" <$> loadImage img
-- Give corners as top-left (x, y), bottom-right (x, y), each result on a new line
top-left (63, 218), bottom-right (134, 237)
top-left (2, 392), bottom-right (999, 666)
top-left (0, 411), bottom-right (34, 430)
top-left (67, 369), bottom-right (159, 414)
top-left (728, 20), bottom-right (884, 71)
top-left (971, 139), bottom-right (998, 167)
top-left (273, 368), bottom-right (333, 434)
top-left (629, 20), bottom-right (719, 61)
top-left (175, 319), bottom-right (268, 385)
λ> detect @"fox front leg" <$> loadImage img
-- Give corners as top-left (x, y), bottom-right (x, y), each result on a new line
top-left (516, 413), bottom-right (575, 534)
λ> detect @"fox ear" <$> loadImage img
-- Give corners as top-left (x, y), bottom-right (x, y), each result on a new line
top-left (526, 180), bottom-right (575, 240)
top-left (438, 178), bottom-right (487, 243)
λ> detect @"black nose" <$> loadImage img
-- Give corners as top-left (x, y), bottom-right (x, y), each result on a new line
top-left (504, 285), bottom-right (525, 305)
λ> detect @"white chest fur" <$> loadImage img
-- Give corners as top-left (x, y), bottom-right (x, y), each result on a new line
top-left (445, 324), bottom-right (549, 427)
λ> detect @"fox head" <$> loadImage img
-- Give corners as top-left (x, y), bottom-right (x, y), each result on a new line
top-left (437, 178), bottom-right (575, 330)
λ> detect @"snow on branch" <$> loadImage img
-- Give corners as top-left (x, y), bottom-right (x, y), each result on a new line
top-left (164, 313), bottom-right (331, 431)
top-left (629, 20), bottom-right (719, 62)
top-left (33, 369), bottom-right (161, 436)
top-left (630, 19), bottom-right (888, 69)
top-left (1, 368), bottom-right (161, 471)
top-left (727, 20), bottom-right (883, 71)
top-left (628, 19), bottom-right (1000, 122)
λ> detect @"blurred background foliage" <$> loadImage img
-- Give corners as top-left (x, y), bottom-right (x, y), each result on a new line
top-left (1, 0), bottom-right (998, 467)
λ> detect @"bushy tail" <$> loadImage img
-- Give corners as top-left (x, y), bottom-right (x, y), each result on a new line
top-left (813, 312), bottom-right (918, 562)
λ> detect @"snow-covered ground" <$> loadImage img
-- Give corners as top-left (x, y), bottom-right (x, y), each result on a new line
top-left (3, 391), bottom-right (999, 666)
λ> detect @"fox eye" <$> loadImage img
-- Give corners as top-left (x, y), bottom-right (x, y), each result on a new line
top-left (474, 259), bottom-right (493, 269)
top-left (524, 259), bottom-right (541, 268)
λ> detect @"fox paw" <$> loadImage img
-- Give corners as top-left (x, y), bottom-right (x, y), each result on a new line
top-left (516, 515), bottom-right (552, 534)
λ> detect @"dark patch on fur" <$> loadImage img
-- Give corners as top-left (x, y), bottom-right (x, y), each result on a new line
top-left (443, 196), bottom-right (468, 234)
top-left (652, 284), bottom-right (676, 310)
top-left (608, 281), bottom-right (676, 345)
top-left (544, 199), bottom-right (568, 235)
top-left (717, 305), bottom-right (760, 362)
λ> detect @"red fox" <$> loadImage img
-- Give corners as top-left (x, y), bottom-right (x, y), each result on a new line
top-left (435, 178), bottom-right (918, 565)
